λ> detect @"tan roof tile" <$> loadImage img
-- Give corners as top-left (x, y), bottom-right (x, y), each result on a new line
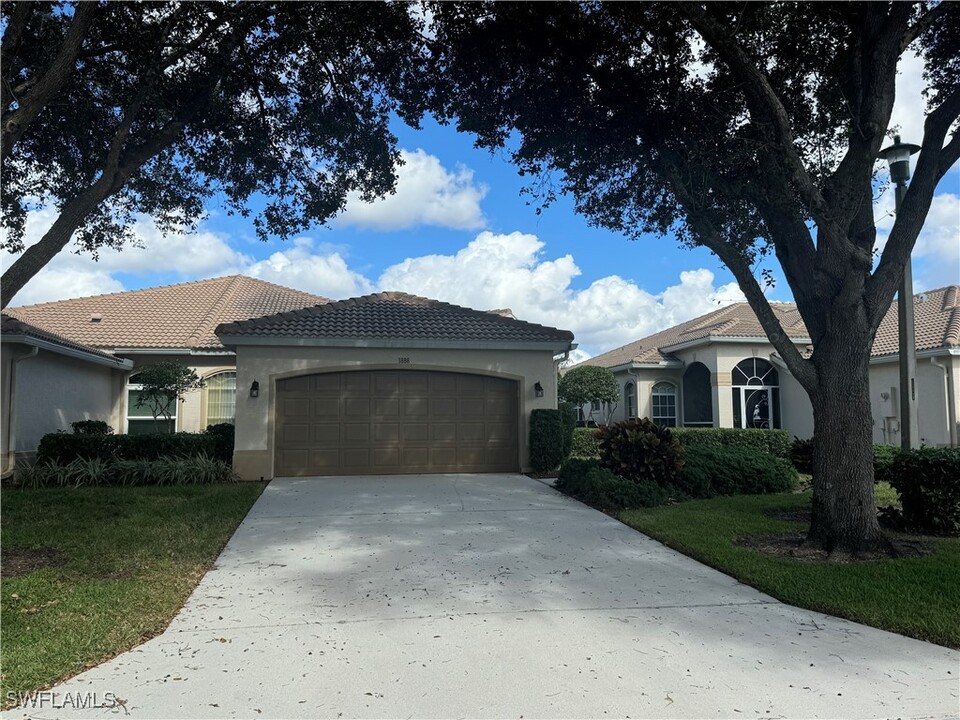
top-left (216, 292), bottom-right (575, 346)
top-left (6, 276), bottom-right (328, 351)
top-left (578, 286), bottom-right (959, 368)
top-left (1, 313), bottom-right (129, 365)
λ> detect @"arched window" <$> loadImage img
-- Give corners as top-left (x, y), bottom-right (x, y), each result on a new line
top-left (731, 358), bottom-right (780, 429)
top-left (205, 371), bottom-right (237, 426)
top-left (682, 362), bottom-right (713, 427)
top-left (624, 382), bottom-right (636, 419)
top-left (651, 382), bottom-right (677, 427)
top-left (126, 372), bottom-right (176, 434)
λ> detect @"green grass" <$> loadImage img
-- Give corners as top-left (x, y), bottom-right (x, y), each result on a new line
top-left (620, 491), bottom-right (960, 648)
top-left (1, 483), bottom-right (264, 702)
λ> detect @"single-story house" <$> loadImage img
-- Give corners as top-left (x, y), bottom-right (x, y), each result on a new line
top-left (214, 292), bottom-right (574, 479)
top-left (572, 285), bottom-right (960, 447)
top-left (2, 275), bottom-right (327, 471)
top-left (2, 277), bottom-right (575, 478)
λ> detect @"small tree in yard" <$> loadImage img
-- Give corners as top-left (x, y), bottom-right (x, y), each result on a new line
top-left (134, 362), bottom-right (204, 433)
top-left (559, 366), bottom-right (620, 425)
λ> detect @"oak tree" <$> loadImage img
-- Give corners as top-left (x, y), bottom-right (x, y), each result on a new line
top-left (428, 1), bottom-right (960, 554)
top-left (1, 1), bottom-right (427, 307)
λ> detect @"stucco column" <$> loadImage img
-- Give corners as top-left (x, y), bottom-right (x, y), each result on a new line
top-left (713, 371), bottom-right (733, 428)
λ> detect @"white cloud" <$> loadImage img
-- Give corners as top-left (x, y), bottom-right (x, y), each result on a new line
top-left (338, 149), bottom-right (487, 231)
top-left (888, 49), bottom-right (927, 148)
top-left (378, 231), bottom-right (744, 353)
top-left (243, 238), bottom-right (373, 299)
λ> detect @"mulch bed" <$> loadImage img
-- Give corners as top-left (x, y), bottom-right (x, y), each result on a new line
top-left (1, 547), bottom-right (64, 578)
top-left (735, 533), bottom-right (932, 562)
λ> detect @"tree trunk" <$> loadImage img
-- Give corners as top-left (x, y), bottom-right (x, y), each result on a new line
top-left (807, 311), bottom-right (889, 556)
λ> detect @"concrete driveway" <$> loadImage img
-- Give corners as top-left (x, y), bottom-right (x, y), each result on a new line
top-left (15, 474), bottom-right (958, 719)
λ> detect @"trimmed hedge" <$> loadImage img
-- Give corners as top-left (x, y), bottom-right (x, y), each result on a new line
top-left (529, 409), bottom-right (565, 473)
top-left (71, 420), bottom-right (113, 435)
top-left (569, 427), bottom-right (600, 458)
top-left (679, 445), bottom-right (798, 498)
top-left (887, 447), bottom-right (960, 536)
top-left (36, 426), bottom-right (235, 466)
top-left (672, 427), bottom-right (791, 460)
top-left (790, 437), bottom-right (902, 481)
top-left (205, 423), bottom-right (236, 464)
top-left (555, 458), bottom-right (670, 511)
top-left (558, 402), bottom-right (578, 459)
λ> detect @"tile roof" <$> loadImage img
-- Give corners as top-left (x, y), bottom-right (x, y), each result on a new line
top-left (216, 292), bottom-right (575, 346)
top-left (579, 285), bottom-right (960, 368)
top-left (1, 313), bottom-right (129, 365)
top-left (5, 276), bottom-right (328, 351)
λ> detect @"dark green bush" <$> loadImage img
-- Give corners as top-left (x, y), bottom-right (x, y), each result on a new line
top-left (873, 444), bottom-right (901, 483)
top-left (595, 418), bottom-right (684, 487)
top-left (204, 423), bottom-right (235, 465)
top-left (680, 445), bottom-right (798, 498)
top-left (887, 447), bottom-right (960, 536)
top-left (36, 431), bottom-right (215, 464)
top-left (672, 427), bottom-right (791, 460)
top-left (529, 409), bottom-right (565, 472)
top-left (555, 458), bottom-right (669, 511)
top-left (558, 402), bottom-right (577, 459)
top-left (569, 427), bottom-right (600, 458)
top-left (791, 436), bottom-right (814, 473)
top-left (71, 420), bottom-right (113, 435)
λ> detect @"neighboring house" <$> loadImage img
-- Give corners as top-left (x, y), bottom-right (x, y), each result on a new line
top-left (215, 292), bottom-right (574, 479)
top-left (2, 276), bottom-right (327, 468)
top-left (572, 285), bottom-right (960, 447)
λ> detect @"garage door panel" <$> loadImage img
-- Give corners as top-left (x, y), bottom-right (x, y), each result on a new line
top-left (275, 370), bottom-right (519, 476)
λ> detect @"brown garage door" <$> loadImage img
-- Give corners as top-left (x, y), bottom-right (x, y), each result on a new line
top-left (274, 370), bottom-right (519, 476)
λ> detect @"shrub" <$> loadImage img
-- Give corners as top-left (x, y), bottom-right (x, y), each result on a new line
top-left (557, 402), bottom-right (577, 459)
top-left (679, 445), bottom-right (798, 498)
top-left (791, 436), bottom-right (814, 473)
top-left (555, 458), bottom-right (669, 511)
top-left (672, 427), bottom-right (791, 460)
top-left (529, 409), bottom-right (565, 472)
top-left (12, 454), bottom-right (237, 488)
top-left (569, 427), bottom-right (600, 459)
top-left (205, 423), bottom-right (236, 465)
top-left (887, 447), bottom-right (960, 536)
top-left (71, 420), bottom-right (113, 435)
top-left (595, 418), bottom-right (684, 487)
top-left (36, 431), bottom-right (215, 464)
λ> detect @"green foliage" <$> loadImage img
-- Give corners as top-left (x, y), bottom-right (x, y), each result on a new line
top-left (71, 420), bottom-right (113, 435)
top-left (204, 423), bottom-right (236, 465)
top-left (529, 409), bottom-right (565, 473)
top-left (791, 436), bottom-right (814, 473)
top-left (671, 427), bottom-right (791, 460)
top-left (873, 444), bottom-right (901, 483)
top-left (2, 2), bottom-right (428, 302)
top-left (14, 454), bottom-right (237, 488)
top-left (679, 446), bottom-right (798, 498)
top-left (595, 418), bottom-right (684, 487)
top-left (569, 427), bottom-right (600, 459)
top-left (557, 402), bottom-right (578, 458)
top-left (557, 365), bottom-right (619, 408)
top-left (36, 431), bottom-right (215, 464)
top-left (886, 448), bottom-right (960, 537)
top-left (555, 458), bottom-right (669, 511)
top-left (133, 362), bottom-right (204, 430)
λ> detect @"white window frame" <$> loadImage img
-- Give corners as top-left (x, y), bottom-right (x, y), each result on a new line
top-left (125, 373), bottom-right (177, 434)
top-left (204, 370), bottom-right (237, 427)
top-left (651, 382), bottom-right (678, 427)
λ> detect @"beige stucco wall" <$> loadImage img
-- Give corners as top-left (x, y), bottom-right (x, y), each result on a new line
top-left (1, 343), bottom-right (123, 466)
top-left (230, 344), bottom-right (561, 480)
top-left (869, 355), bottom-right (958, 447)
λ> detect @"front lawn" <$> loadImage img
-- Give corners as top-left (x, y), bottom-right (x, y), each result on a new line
top-left (1, 483), bottom-right (264, 702)
top-left (620, 491), bottom-right (960, 648)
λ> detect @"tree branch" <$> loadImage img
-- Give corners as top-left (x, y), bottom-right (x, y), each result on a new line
top-left (901, 2), bottom-right (951, 51)
top-left (0, 2), bottom-right (35, 110)
top-left (1, 1), bottom-right (96, 162)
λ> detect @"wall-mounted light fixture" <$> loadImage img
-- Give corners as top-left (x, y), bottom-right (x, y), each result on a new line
top-left (534, 381), bottom-right (544, 398)
top-left (250, 380), bottom-right (260, 398)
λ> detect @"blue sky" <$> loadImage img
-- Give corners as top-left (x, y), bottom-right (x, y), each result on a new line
top-left (4, 50), bottom-right (958, 359)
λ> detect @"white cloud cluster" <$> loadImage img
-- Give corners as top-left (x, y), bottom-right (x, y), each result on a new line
top-left (243, 238), bottom-right (373, 299)
top-left (338, 148), bottom-right (487, 231)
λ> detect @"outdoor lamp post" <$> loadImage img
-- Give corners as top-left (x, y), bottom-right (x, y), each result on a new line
top-left (878, 134), bottom-right (922, 450)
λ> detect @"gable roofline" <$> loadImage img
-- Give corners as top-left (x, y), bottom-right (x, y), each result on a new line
top-left (1, 314), bottom-right (133, 369)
